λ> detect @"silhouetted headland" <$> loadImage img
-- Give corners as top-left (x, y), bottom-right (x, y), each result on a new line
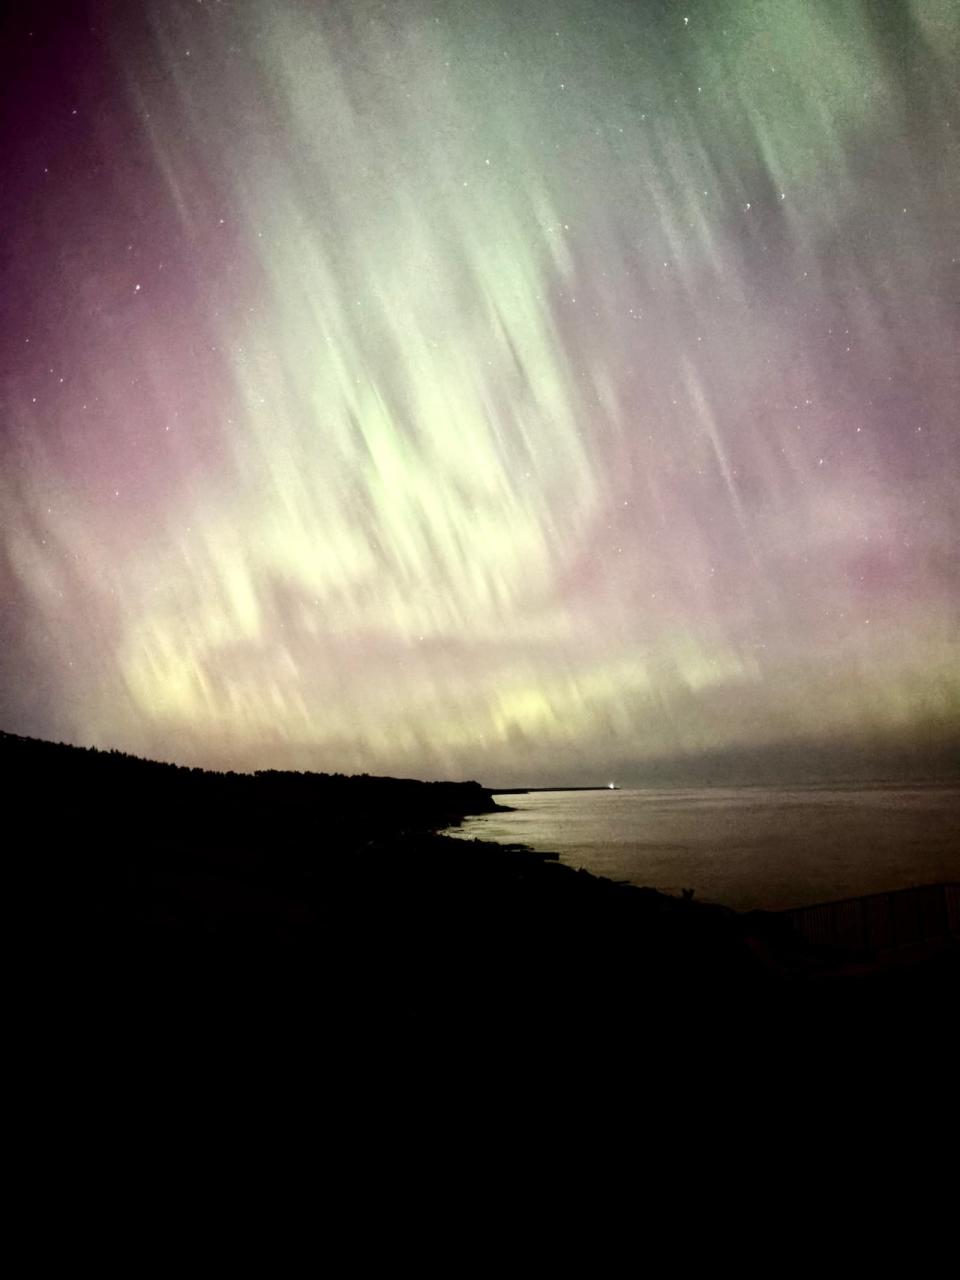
top-left (5, 730), bottom-right (955, 1041)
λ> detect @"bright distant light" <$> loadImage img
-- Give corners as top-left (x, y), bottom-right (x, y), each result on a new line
top-left (608, 782), bottom-right (615, 789)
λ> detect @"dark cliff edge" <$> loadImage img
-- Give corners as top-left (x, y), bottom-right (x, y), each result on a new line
top-left (4, 730), bottom-right (956, 1061)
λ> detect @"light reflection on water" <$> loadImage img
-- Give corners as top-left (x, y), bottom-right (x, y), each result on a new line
top-left (445, 784), bottom-right (960, 911)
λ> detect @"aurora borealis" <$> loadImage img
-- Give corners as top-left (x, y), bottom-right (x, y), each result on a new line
top-left (2, 0), bottom-right (958, 784)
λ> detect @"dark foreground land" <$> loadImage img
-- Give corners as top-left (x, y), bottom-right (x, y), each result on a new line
top-left (7, 731), bottom-right (953, 1242)
top-left (5, 729), bottom-right (956, 1068)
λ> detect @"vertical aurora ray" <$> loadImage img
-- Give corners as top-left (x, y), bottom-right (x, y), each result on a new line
top-left (1, 0), bottom-right (958, 781)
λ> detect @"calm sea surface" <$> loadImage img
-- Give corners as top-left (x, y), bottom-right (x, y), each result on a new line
top-left (445, 783), bottom-right (960, 911)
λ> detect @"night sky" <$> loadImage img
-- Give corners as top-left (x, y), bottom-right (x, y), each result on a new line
top-left (2, 0), bottom-right (958, 784)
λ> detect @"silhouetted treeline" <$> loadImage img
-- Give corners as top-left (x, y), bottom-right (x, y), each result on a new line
top-left (1, 729), bottom-right (498, 858)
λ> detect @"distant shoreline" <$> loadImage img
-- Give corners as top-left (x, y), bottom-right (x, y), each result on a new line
top-left (491, 785), bottom-right (618, 794)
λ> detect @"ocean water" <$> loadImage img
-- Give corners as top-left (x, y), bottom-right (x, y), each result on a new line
top-left (445, 783), bottom-right (960, 912)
